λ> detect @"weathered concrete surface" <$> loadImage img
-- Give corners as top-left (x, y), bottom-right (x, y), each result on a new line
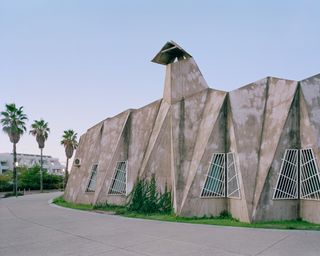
top-left (2, 192), bottom-right (320, 256)
top-left (179, 89), bottom-right (227, 217)
top-left (126, 101), bottom-right (162, 194)
top-left (300, 74), bottom-right (320, 223)
top-left (229, 78), bottom-right (268, 221)
top-left (65, 42), bottom-right (320, 223)
top-left (164, 58), bottom-right (208, 104)
top-left (253, 81), bottom-right (299, 221)
top-left (227, 99), bottom-right (251, 222)
top-left (170, 89), bottom-right (208, 212)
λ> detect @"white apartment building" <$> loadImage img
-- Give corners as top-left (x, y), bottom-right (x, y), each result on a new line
top-left (0, 153), bottom-right (65, 175)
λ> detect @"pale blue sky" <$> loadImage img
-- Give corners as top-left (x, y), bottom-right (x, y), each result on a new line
top-left (1, 1), bottom-right (320, 163)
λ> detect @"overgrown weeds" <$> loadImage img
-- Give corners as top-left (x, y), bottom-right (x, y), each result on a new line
top-left (126, 175), bottom-right (172, 214)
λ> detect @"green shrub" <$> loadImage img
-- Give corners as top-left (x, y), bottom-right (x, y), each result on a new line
top-left (17, 165), bottom-right (64, 190)
top-left (158, 182), bottom-right (172, 214)
top-left (0, 172), bottom-right (13, 192)
top-left (218, 210), bottom-right (234, 220)
top-left (127, 178), bottom-right (146, 212)
top-left (127, 175), bottom-right (172, 214)
top-left (141, 174), bottom-right (159, 213)
top-left (4, 191), bottom-right (24, 198)
top-left (93, 202), bottom-right (126, 214)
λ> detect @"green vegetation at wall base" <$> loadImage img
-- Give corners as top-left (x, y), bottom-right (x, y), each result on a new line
top-left (53, 196), bottom-right (320, 231)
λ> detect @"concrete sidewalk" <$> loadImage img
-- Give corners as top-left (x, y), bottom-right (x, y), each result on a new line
top-left (0, 192), bottom-right (319, 256)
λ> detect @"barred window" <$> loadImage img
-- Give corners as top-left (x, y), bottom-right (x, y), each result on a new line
top-left (300, 149), bottom-right (320, 200)
top-left (201, 153), bottom-right (225, 197)
top-left (273, 148), bottom-right (320, 201)
top-left (227, 153), bottom-right (241, 198)
top-left (108, 161), bottom-right (127, 195)
top-left (86, 164), bottom-right (98, 192)
top-left (273, 149), bottom-right (298, 199)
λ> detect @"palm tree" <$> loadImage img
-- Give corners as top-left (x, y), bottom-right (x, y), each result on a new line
top-left (61, 129), bottom-right (78, 189)
top-left (30, 119), bottom-right (50, 193)
top-left (0, 103), bottom-right (28, 196)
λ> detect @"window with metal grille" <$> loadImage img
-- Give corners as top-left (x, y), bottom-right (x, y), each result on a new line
top-left (300, 149), bottom-right (320, 200)
top-left (273, 149), bottom-right (299, 199)
top-left (227, 153), bottom-right (241, 198)
top-left (108, 161), bottom-right (127, 195)
top-left (201, 153), bottom-right (225, 197)
top-left (86, 164), bottom-right (98, 192)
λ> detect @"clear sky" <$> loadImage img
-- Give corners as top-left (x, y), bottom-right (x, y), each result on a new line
top-left (1, 1), bottom-right (320, 164)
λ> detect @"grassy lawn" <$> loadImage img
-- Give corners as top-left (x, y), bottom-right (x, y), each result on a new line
top-left (52, 196), bottom-right (320, 231)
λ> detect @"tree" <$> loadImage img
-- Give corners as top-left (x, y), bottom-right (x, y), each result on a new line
top-left (18, 165), bottom-right (63, 191)
top-left (0, 103), bottom-right (28, 196)
top-left (0, 172), bottom-right (12, 192)
top-left (61, 129), bottom-right (78, 189)
top-left (29, 119), bottom-right (50, 192)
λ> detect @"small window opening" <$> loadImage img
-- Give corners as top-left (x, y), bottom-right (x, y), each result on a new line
top-left (300, 149), bottom-right (320, 200)
top-left (227, 153), bottom-right (241, 199)
top-left (201, 153), bottom-right (225, 197)
top-left (86, 164), bottom-right (98, 192)
top-left (108, 161), bottom-right (127, 195)
top-left (273, 148), bottom-right (320, 200)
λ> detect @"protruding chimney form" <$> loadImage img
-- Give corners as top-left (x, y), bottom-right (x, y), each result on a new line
top-left (152, 41), bottom-right (208, 104)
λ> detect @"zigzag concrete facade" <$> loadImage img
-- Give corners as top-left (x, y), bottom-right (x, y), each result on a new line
top-left (64, 42), bottom-right (320, 223)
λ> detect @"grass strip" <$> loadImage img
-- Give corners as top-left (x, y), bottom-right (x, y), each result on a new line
top-left (52, 196), bottom-right (320, 231)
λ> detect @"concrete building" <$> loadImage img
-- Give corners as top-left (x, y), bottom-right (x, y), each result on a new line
top-left (64, 41), bottom-right (320, 223)
top-left (0, 153), bottom-right (65, 175)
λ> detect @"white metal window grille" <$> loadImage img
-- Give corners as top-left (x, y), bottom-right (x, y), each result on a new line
top-left (201, 153), bottom-right (225, 197)
top-left (86, 164), bottom-right (98, 192)
top-left (227, 153), bottom-right (241, 198)
top-left (108, 161), bottom-right (127, 195)
top-left (300, 149), bottom-right (320, 200)
top-left (273, 149), bottom-right (299, 199)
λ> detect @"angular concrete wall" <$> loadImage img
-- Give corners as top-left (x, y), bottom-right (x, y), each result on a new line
top-left (65, 42), bottom-right (320, 223)
top-left (253, 79), bottom-right (299, 221)
top-left (300, 75), bottom-right (320, 223)
top-left (229, 78), bottom-right (268, 221)
top-left (179, 89), bottom-right (227, 217)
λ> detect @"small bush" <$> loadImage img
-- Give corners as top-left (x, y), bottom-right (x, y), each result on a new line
top-left (127, 178), bottom-right (146, 212)
top-left (127, 175), bottom-right (172, 214)
top-left (158, 182), bottom-right (172, 214)
top-left (218, 210), bottom-right (231, 219)
top-left (141, 175), bottom-right (159, 213)
top-left (4, 191), bottom-right (24, 198)
top-left (18, 165), bottom-right (64, 190)
top-left (0, 172), bottom-right (13, 192)
top-left (93, 202), bottom-right (126, 214)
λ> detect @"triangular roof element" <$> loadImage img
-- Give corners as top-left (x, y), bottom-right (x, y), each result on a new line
top-left (151, 41), bottom-right (192, 65)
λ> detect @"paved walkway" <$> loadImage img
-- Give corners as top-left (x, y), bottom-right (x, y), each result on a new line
top-left (0, 192), bottom-right (319, 256)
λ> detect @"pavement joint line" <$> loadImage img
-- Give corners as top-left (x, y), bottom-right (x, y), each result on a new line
top-left (253, 234), bottom-right (291, 256)
top-left (93, 247), bottom-right (153, 256)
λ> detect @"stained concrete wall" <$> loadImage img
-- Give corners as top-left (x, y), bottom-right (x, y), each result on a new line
top-left (64, 43), bottom-right (320, 223)
top-left (179, 89), bottom-right (227, 217)
top-left (252, 80), bottom-right (299, 221)
top-left (300, 74), bottom-right (320, 223)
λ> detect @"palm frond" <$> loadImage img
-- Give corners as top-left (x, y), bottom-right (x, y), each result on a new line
top-left (0, 103), bottom-right (28, 142)
top-left (29, 119), bottom-right (50, 148)
top-left (61, 129), bottom-right (78, 149)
